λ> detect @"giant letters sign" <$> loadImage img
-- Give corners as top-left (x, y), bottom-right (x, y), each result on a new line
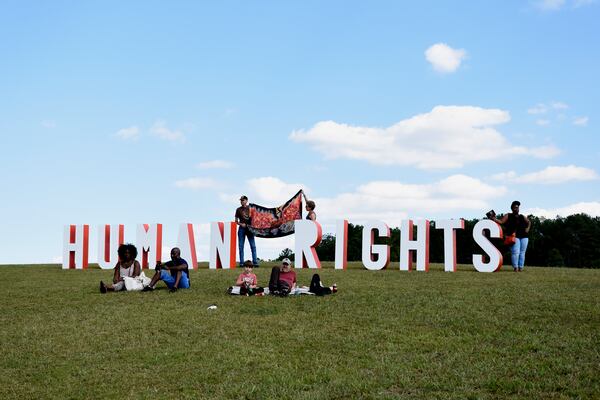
top-left (62, 217), bottom-right (508, 272)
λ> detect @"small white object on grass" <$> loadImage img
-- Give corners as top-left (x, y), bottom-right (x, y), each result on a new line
top-left (207, 305), bottom-right (217, 310)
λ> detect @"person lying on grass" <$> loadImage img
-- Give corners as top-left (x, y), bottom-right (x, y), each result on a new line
top-left (142, 247), bottom-right (190, 293)
top-left (268, 258), bottom-right (296, 296)
top-left (308, 273), bottom-right (337, 296)
top-left (229, 260), bottom-right (264, 296)
top-left (100, 243), bottom-right (141, 293)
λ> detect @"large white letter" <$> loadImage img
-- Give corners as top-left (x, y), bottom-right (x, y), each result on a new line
top-left (136, 224), bottom-right (163, 269)
top-left (294, 220), bottom-right (323, 269)
top-left (435, 219), bottom-right (464, 272)
top-left (62, 224), bottom-right (89, 269)
top-left (472, 219), bottom-right (503, 272)
top-left (209, 222), bottom-right (237, 269)
top-left (97, 224), bottom-right (124, 270)
top-left (362, 221), bottom-right (390, 271)
top-left (177, 223), bottom-right (198, 270)
top-left (400, 220), bottom-right (430, 272)
top-left (335, 219), bottom-right (348, 270)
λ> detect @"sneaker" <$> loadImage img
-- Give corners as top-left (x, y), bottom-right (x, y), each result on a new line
top-left (100, 281), bottom-right (107, 294)
top-left (253, 264), bottom-right (260, 268)
top-left (169, 287), bottom-right (178, 293)
top-left (142, 286), bottom-right (154, 292)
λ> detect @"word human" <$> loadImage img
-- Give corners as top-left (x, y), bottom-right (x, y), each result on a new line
top-left (63, 219), bottom-right (504, 273)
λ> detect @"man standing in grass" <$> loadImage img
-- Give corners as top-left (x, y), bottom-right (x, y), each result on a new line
top-left (142, 247), bottom-right (190, 293)
top-left (236, 195), bottom-right (259, 268)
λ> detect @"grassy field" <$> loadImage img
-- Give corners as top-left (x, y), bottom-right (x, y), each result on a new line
top-left (0, 263), bottom-right (599, 399)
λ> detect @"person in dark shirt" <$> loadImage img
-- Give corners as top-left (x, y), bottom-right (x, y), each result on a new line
top-left (142, 247), bottom-right (190, 292)
top-left (490, 200), bottom-right (531, 272)
top-left (235, 195), bottom-right (258, 267)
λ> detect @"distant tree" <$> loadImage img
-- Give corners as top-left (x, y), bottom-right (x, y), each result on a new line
top-left (277, 248), bottom-right (294, 261)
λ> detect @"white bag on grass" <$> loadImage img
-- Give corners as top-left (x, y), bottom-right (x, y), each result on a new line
top-left (123, 271), bottom-right (151, 291)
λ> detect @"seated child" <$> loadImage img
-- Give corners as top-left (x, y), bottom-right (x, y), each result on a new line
top-left (229, 260), bottom-right (264, 296)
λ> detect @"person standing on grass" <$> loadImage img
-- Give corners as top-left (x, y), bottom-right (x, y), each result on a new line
top-left (100, 244), bottom-right (141, 293)
top-left (142, 247), bottom-right (190, 292)
top-left (236, 195), bottom-right (259, 268)
top-left (489, 200), bottom-right (531, 272)
top-left (268, 258), bottom-right (296, 296)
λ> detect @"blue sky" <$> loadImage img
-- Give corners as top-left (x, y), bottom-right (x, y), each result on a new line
top-left (1, 0), bottom-right (599, 264)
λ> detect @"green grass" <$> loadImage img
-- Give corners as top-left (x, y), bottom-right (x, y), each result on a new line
top-left (1, 263), bottom-right (599, 399)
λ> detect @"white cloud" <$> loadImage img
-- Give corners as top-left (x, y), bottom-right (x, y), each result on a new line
top-left (197, 160), bottom-right (235, 169)
top-left (528, 101), bottom-right (569, 115)
top-left (151, 120), bottom-right (185, 142)
top-left (236, 176), bottom-right (505, 228)
top-left (536, 119), bottom-right (551, 126)
top-left (316, 174), bottom-right (506, 227)
top-left (527, 202), bottom-right (600, 218)
top-left (174, 177), bottom-right (219, 190)
top-left (425, 43), bottom-right (467, 73)
top-left (290, 105), bottom-right (559, 169)
top-left (573, 116), bottom-right (589, 126)
top-left (115, 126), bottom-right (140, 140)
top-left (491, 165), bottom-right (598, 184)
top-left (535, 0), bottom-right (566, 10)
top-left (528, 104), bottom-right (548, 114)
top-left (551, 101), bottom-right (569, 110)
top-left (247, 177), bottom-right (307, 204)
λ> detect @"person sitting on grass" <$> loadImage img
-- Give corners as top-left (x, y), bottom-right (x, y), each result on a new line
top-left (228, 260), bottom-right (264, 296)
top-left (142, 247), bottom-right (190, 293)
top-left (100, 243), bottom-right (141, 294)
top-left (268, 258), bottom-right (296, 296)
top-left (308, 273), bottom-right (337, 296)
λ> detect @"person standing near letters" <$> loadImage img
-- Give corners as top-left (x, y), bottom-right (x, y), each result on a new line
top-left (235, 195), bottom-right (259, 267)
top-left (490, 200), bottom-right (531, 272)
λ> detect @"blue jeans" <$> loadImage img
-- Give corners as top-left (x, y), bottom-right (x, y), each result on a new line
top-left (160, 270), bottom-right (190, 289)
top-left (510, 238), bottom-right (529, 269)
top-left (238, 226), bottom-right (258, 266)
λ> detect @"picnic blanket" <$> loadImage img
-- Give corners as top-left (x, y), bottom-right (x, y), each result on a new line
top-left (248, 190), bottom-right (303, 238)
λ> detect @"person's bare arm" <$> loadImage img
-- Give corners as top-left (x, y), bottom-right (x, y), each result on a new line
top-left (492, 214), bottom-right (508, 225)
top-left (133, 261), bottom-right (141, 277)
top-left (169, 262), bottom-right (188, 271)
top-left (524, 216), bottom-right (531, 233)
top-left (235, 275), bottom-right (244, 286)
top-left (113, 263), bottom-right (120, 284)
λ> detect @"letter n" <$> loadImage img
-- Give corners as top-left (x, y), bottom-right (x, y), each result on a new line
top-left (209, 222), bottom-right (237, 269)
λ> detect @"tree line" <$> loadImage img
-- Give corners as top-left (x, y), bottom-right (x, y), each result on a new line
top-left (277, 213), bottom-right (600, 268)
